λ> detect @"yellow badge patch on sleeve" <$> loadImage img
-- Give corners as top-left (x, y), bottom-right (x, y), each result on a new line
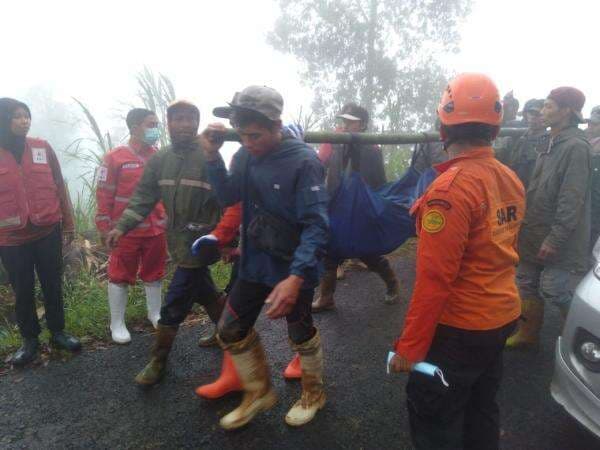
top-left (422, 210), bottom-right (446, 233)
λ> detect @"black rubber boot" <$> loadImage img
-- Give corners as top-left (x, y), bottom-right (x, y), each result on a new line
top-left (50, 332), bottom-right (82, 352)
top-left (12, 337), bottom-right (39, 367)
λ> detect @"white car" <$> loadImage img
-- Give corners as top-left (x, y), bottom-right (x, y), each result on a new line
top-left (551, 239), bottom-right (600, 438)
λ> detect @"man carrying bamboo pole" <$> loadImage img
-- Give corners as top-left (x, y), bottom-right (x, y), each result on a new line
top-left (312, 103), bottom-right (401, 312)
top-left (200, 85), bottom-right (329, 429)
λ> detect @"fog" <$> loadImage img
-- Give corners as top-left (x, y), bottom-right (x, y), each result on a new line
top-left (2, 0), bottom-right (599, 189)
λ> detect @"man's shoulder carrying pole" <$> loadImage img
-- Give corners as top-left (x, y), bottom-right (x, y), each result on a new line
top-left (221, 128), bottom-right (527, 145)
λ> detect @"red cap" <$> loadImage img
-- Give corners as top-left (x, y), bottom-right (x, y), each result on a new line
top-left (547, 87), bottom-right (586, 122)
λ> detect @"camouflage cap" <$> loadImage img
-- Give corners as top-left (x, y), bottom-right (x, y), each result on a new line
top-left (586, 105), bottom-right (600, 124)
top-left (213, 86), bottom-right (283, 121)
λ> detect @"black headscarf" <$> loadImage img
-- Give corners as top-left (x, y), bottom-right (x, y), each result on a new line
top-left (0, 98), bottom-right (31, 163)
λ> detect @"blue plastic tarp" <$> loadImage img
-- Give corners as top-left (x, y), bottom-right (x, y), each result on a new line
top-left (327, 167), bottom-right (437, 259)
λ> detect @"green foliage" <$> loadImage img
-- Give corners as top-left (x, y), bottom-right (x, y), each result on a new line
top-left (0, 261), bottom-right (232, 358)
top-left (64, 68), bottom-right (178, 236)
top-left (383, 145), bottom-right (413, 181)
top-left (269, 0), bottom-right (472, 130)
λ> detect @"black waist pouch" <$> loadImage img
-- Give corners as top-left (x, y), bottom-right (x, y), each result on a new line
top-left (247, 209), bottom-right (300, 261)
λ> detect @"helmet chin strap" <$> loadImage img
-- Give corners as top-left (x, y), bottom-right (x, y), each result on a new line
top-left (439, 127), bottom-right (454, 152)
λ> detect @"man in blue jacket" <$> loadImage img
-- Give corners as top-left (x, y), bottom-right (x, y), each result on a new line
top-left (199, 86), bottom-right (329, 430)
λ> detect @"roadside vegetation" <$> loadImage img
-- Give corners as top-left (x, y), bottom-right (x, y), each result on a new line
top-left (0, 68), bottom-right (220, 363)
top-left (0, 65), bottom-right (418, 364)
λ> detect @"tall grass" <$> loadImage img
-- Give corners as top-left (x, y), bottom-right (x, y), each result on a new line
top-left (0, 68), bottom-right (186, 362)
top-left (0, 262), bottom-right (232, 361)
top-left (65, 68), bottom-right (177, 236)
top-left (136, 66), bottom-right (175, 149)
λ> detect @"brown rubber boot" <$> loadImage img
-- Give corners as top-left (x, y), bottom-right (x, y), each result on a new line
top-left (134, 324), bottom-right (178, 386)
top-left (311, 266), bottom-right (337, 312)
top-left (199, 295), bottom-right (226, 347)
top-left (218, 330), bottom-right (277, 430)
top-left (371, 258), bottom-right (401, 304)
top-left (505, 298), bottom-right (544, 351)
top-left (285, 330), bottom-right (326, 427)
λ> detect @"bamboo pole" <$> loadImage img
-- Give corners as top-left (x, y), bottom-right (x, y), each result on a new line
top-left (221, 128), bottom-right (527, 145)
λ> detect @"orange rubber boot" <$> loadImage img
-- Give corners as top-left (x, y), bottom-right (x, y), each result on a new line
top-left (283, 353), bottom-right (302, 380)
top-left (195, 351), bottom-right (242, 399)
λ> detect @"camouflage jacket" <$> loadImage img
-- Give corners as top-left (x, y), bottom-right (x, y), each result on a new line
top-left (519, 126), bottom-right (592, 271)
top-left (116, 142), bottom-right (221, 268)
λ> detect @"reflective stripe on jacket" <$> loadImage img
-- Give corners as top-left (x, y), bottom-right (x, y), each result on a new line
top-left (395, 147), bottom-right (524, 362)
top-left (95, 145), bottom-right (166, 237)
top-left (115, 142), bottom-right (222, 268)
top-left (0, 138), bottom-right (64, 236)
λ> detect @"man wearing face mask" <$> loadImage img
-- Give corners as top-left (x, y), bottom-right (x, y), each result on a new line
top-left (96, 108), bottom-right (168, 344)
top-left (106, 101), bottom-right (227, 386)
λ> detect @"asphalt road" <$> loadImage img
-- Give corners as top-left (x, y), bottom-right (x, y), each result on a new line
top-left (0, 254), bottom-right (599, 450)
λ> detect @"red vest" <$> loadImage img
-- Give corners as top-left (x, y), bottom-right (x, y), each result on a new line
top-left (95, 145), bottom-right (166, 237)
top-left (0, 138), bottom-right (62, 232)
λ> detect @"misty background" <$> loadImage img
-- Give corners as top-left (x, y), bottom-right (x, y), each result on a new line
top-left (2, 0), bottom-right (598, 214)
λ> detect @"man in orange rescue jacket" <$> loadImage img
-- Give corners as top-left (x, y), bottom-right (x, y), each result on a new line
top-left (390, 74), bottom-right (524, 450)
top-left (96, 109), bottom-right (168, 344)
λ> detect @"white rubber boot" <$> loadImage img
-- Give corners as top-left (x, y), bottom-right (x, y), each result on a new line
top-left (108, 283), bottom-right (131, 344)
top-left (144, 281), bottom-right (162, 329)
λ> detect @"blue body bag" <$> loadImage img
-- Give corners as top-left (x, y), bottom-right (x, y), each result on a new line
top-left (327, 166), bottom-right (437, 259)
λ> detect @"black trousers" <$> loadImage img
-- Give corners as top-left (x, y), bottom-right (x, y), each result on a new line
top-left (218, 278), bottom-right (315, 345)
top-left (224, 259), bottom-right (240, 295)
top-left (0, 226), bottom-right (64, 339)
top-left (159, 266), bottom-right (221, 327)
top-left (406, 322), bottom-right (516, 450)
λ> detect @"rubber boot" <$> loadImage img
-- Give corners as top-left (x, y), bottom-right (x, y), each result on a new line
top-left (108, 283), bottom-right (131, 344)
top-left (505, 298), bottom-right (544, 351)
top-left (283, 353), bottom-right (302, 380)
top-left (219, 329), bottom-right (278, 430)
top-left (311, 267), bottom-right (337, 312)
top-left (144, 281), bottom-right (162, 329)
top-left (197, 322), bottom-right (218, 347)
top-left (285, 330), bottom-right (326, 427)
top-left (199, 295), bottom-right (226, 347)
top-left (195, 351), bottom-right (242, 399)
top-left (11, 337), bottom-right (39, 367)
top-left (371, 258), bottom-right (401, 304)
top-left (134, 324), bottom-right (178, 386)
